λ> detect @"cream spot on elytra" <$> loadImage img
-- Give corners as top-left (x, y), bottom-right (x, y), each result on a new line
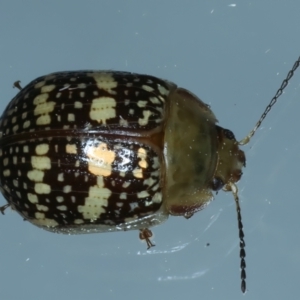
top-left (89, 97), bottom-right (116, 124)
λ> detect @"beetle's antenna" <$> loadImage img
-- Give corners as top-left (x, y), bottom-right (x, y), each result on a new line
top-left (228, 182), bottom-right (246, 293)
top-left (239, 57), bottom-right (300, 145)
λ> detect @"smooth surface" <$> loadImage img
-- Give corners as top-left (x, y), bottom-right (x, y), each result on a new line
top-left (0, 2), bottom-right (300, 300)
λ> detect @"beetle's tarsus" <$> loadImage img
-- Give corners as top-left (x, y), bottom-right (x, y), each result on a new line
top-left (139, 228), bottom-right (155, 249)
top-left (13, 81), bottom-right (22, 90)
top-left (0, 203), bottom-right (10, 215)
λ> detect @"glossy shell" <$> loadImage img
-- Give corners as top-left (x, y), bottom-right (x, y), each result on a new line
top-left (0, 71), bottom-right (245, 234)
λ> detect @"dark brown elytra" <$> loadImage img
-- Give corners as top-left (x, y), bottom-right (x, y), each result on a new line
top-left (0, 57), bottom-right (299, 295)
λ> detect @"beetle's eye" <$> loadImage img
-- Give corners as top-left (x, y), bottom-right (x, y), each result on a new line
top-left (211, 177), bottom-right (224, 191)
top-left (223, 129), bottom-right (236, 140)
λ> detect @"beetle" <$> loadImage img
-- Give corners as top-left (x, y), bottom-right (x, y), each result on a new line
top-left (0, 57), bottom-right (299, 293)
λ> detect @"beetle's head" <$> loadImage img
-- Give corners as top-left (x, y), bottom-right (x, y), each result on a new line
top-left (211, 126), bottom-right (246, 192)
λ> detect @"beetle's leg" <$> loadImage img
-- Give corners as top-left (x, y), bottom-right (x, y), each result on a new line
top-left (13, 81), bottom-right (22, 90)
top-left (0, 203), bottom-right (10, 215)
top-left (139, 228), bottom-right (155, 249)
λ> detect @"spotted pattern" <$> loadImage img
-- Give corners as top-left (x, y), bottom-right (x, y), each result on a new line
top-left (0, 71), bottom-right (172, 231)
top-left (0, 71), bottom-right (172, 137)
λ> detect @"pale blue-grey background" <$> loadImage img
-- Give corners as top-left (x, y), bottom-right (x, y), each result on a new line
top-left (0, 1), bottom-right (299, 300)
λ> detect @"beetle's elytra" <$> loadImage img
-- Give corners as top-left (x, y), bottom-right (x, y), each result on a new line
top-left (0, 57), bottom-right (299, 293)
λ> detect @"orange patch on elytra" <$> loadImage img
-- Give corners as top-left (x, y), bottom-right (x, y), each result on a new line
top-left (86, 143), bottom-right (115, 176)
top-left (137, 148), bottom-right (148, 168)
